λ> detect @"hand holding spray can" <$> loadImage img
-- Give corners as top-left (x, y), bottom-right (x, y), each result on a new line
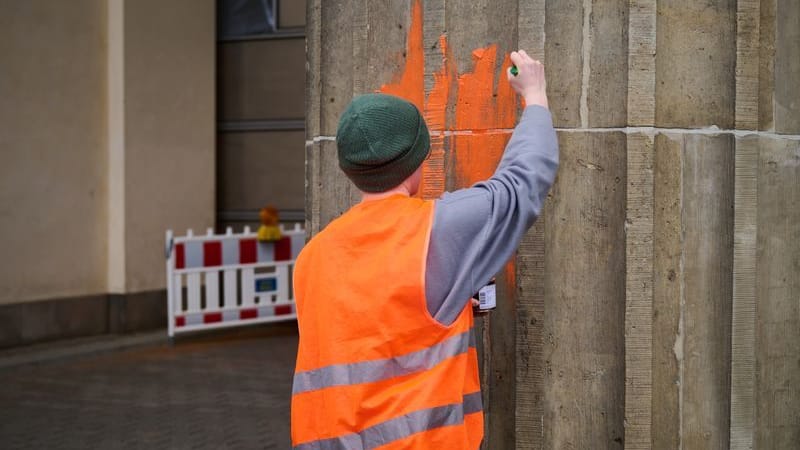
top-left (472, 278), bottom-right (496, 313)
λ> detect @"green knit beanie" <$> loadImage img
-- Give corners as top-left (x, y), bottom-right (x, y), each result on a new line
top-left (336, 94), bottom-right (430, 193)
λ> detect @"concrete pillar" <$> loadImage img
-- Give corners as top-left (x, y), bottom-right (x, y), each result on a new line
top-left (652, 134), bottom-right (735, 449)
top-left (681, 135), bottom-right (735, 449)
top-left (748, 0), bottom-right (800, 133)
top-left (543, 131), bottom-right (627, 448)
top-left (651, 133), bottom-right (682, 449)
top-left (655, 0), bottom-right (736, 128)
top-left (754, 136), bottom-right (799, 448)
top-left (623, 132), bottom-right (655, 449)
top-left (772, 0), bottom-right (800, 133)
top-left (307, 1), bottom-right (800, 449)
top-left (545, 0), bottom-right (628, 128)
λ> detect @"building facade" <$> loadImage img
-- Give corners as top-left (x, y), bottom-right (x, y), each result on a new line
top-left (0, 0), bottom-right (305, 347)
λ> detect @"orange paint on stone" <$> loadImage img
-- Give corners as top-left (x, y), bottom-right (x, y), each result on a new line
top-left (424, 35), bottom-right (454, 131)
top-left (504, 259), bottom-right (517, 290)
top-left (378, 0), bottom-right (425, 112)
top-left (379, 0), bottom-right (519, 193)
top-left (378, 0), bottom-right (441, 198)
top-left (455, 48), bottom-right (517, 131)
top-left (419, 35), bottom-right (455, 199)
top-left (377, 0), bottom-right (520, 311)
top-left (451, 48), bottom-right (517, 188)
top-left (449, 134), bottom-right (512, 188)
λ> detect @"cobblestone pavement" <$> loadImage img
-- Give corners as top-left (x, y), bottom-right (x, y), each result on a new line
top-left (0, 324), bottom-right (298, 449)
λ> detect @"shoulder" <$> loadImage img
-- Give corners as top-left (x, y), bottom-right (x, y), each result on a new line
top-left (429, 189), bottom-right (493, 251)
top-left (433, 188), bottom-right (492, 223)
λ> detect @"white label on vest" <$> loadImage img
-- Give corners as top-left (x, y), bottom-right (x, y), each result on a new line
top-left (478, 284), bottom-right (496, 310)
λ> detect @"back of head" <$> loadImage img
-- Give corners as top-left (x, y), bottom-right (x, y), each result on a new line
top-left (336, 94), bottom-right (430, 193)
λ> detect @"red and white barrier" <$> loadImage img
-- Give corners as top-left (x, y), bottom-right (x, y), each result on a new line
top-left (165, 225), bottom-right (304, 337)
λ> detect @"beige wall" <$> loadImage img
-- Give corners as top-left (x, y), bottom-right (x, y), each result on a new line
top-left (0, 0), bottom-right (215, 304)
top-left (0, 1), bottom-right (109, 305)
top-left (122, 0), bottom-right (215, 292)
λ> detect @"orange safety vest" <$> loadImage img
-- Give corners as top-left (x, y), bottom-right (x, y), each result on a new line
top-left (291, 194), bottom-right (483, 449)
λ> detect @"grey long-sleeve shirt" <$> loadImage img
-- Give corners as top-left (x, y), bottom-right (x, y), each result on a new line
top-left (425, 105), bottom-right (559, 325)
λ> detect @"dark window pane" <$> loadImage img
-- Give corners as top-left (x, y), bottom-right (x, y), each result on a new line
top-left (218, 0), bottom-right (276, 38)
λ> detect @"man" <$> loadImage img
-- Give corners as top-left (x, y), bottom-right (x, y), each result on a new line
top-left (291, 50), bottom-right (558, 449)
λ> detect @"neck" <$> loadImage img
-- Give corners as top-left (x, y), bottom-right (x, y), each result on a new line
top-left (361, 185), bottom-right (412, 202)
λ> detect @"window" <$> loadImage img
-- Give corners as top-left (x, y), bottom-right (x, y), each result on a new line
top-left (218, 0), bottom-right (276, 38)
top-left (216, 0), bottom-right (306, 230)
top-left (218, 0), bottom-right (304, 41)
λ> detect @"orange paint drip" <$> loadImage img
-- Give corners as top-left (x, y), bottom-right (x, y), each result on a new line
top-left (504, 259), bottom-right (516, 292)
top-left (378, 0), bottom-right (425, 112)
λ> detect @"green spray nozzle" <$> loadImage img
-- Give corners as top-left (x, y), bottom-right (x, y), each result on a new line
top-left (510, 65), bottom-right (519, 76)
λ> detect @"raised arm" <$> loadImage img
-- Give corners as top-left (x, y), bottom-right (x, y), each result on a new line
top-left (425, 51), bottom-right (559, 325)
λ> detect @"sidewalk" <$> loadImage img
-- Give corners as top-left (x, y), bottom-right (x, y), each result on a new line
top-left (0, 323), bottom-right (298, 449)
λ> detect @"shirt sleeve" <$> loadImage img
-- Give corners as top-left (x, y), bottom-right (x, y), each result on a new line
top-left (424, 105), bottom-right (559, 325)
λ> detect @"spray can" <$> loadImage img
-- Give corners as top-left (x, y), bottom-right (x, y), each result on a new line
top-left (472, 278), bottom-right (496, 312)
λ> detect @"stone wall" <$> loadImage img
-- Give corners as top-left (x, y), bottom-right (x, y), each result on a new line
top-left (306, 0), bottom-right (799, 448)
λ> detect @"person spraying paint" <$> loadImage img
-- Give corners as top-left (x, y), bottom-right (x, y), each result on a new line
top-left (291, 49), bottom-right (558, 449)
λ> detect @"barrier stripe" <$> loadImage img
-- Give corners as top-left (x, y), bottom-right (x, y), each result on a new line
top-left (175, 233), bottom-right (303, 269)
top-left (257, 241), bottom-right (274, 263)
top-left (240, 239), bottom-right (257, 264)
top-left (240, 308), bottom-right (258, 320)
top-left (185, 242), bottom-right (203, 268)
top-left (291, 233), bottom-right (305, 259)
top-left (174, 304), bottom-right (296, 328)
top-left (293, 395), bottom-right (480, 450)
top-left (222, 239), bottom-right (239, 265)
top-left (292, 330), bottom-right (471, 395)
top-left (276, 236), bottom-right (292, 261)
top-left (175, 243), bottom-right (185, 269)
top-left (203, 241), bottom-right (222, 266)
top-left (204, 312), bottom-right (222, 323)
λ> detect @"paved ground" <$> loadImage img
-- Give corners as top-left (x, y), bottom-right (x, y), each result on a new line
top-left (0, 324), bottom-right (298, 449)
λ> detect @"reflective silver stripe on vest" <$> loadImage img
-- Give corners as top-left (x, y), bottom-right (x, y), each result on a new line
top-left (293, 393), bottom-right (482, 450)
top-left (463, 391), bottom-right (482, 415)
top-left (293, 330), bottom-right (472, 395)
top-left (469, 329), bottom-right (477, 349)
